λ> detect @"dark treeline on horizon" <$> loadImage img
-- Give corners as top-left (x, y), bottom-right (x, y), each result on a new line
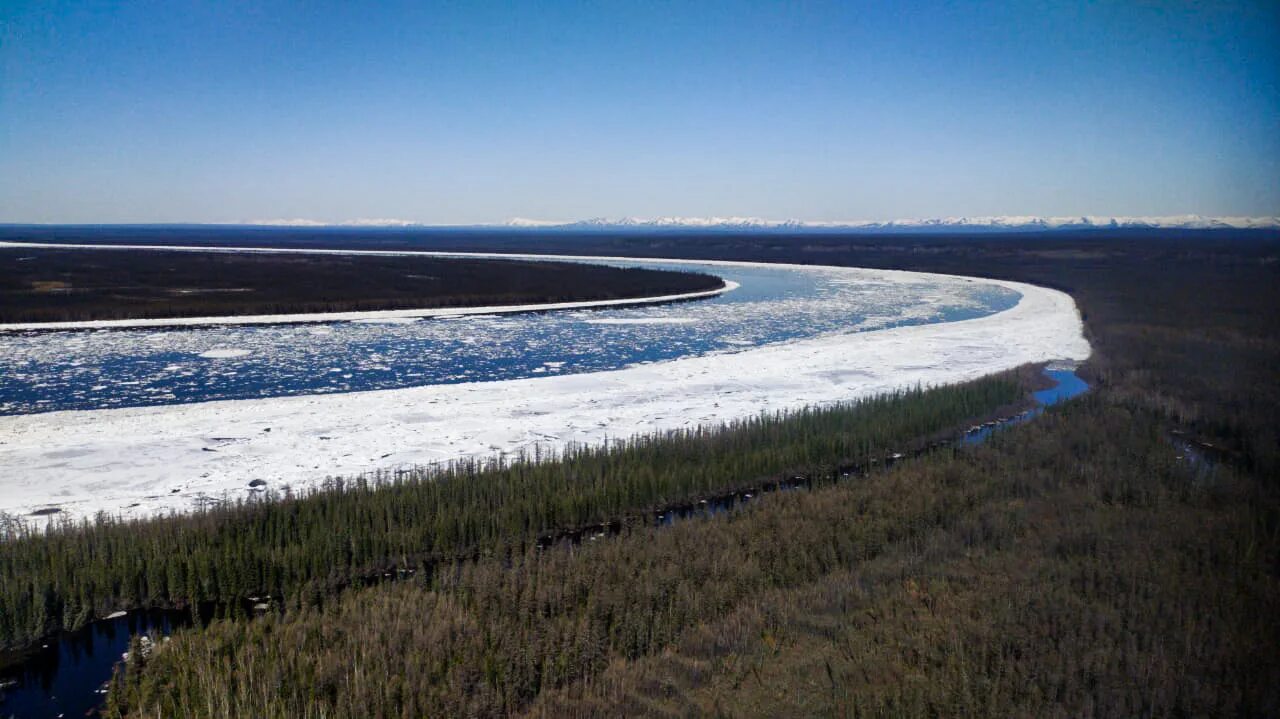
top-left (0, 247), bottom-right (723, 323)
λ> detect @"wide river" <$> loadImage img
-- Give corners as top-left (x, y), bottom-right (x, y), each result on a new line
top-left (0, 246), bottom-right (1094, 718)
top-left (0, 253), bottom-right (1019, 415)
top-left (0, 247), bottom-right (1091, 521)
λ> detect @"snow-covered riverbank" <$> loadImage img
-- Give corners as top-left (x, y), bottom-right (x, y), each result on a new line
top-left (0, 254), bottom-right (1089, 520)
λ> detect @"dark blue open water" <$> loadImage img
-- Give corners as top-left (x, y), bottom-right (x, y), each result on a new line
top-left (1034, 368), bottom-right (1090, 406)
top-left (0, 611), bottom-right (184, 719)
top-left (957, 368), bottom-right (1089, 446)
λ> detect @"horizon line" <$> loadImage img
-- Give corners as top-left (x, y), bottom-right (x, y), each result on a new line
top-left (1, 213), bottom-right (1279, 231)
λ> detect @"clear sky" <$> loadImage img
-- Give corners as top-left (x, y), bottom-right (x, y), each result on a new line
top-left (1, 1), bottom-right (1278, 224)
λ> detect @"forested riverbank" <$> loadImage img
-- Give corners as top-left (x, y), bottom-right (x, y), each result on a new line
top-left (101, 390), bottom-right (1277, 718)
top-left (0, 372), bottom-right (1027, 655)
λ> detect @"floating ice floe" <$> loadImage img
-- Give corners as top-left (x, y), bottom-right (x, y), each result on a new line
top-left (584, 317), bottom-right (700, 325)
top-left (198, 348), bottom-right (253, 359)
top-left (349, 317), bottom-right (422, 325)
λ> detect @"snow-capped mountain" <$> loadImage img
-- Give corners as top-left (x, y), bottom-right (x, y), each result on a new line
top-left (565, 216), bottom-right (808, 229)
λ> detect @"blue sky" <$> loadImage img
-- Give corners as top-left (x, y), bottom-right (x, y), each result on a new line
top-left (1, 1), bottom-right (1277, 224)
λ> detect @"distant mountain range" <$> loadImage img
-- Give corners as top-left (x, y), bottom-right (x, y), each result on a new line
top-left (238, 215), bottom-right (1280, 231)
top-left (503, 215), bottom-right (1280, 231)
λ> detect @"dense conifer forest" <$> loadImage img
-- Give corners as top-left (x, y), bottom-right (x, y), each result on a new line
top-left (101, 394), bottom-right (1277, 718)
top-left (1, 229), bottom-right (1277, 716)
top-left (0, 247), bottom-right (722, 323)
top-left (0, 374), bottom-right (1025, 652)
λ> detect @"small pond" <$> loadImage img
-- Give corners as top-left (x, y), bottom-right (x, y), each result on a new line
top-left (0, 611), bottom-right (186, 718)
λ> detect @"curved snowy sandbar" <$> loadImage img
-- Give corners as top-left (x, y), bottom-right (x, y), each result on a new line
top-left (0, 261), bottom-right (1089, 520)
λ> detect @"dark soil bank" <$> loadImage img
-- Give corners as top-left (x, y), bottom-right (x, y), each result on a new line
top-left (0, 248), bottom-right (723, 323)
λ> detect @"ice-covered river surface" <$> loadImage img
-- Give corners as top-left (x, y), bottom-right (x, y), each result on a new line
top-left (0, 250), bottom-right (1091, 519)
top-left (1, 258), bottom-right (1014, 415)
